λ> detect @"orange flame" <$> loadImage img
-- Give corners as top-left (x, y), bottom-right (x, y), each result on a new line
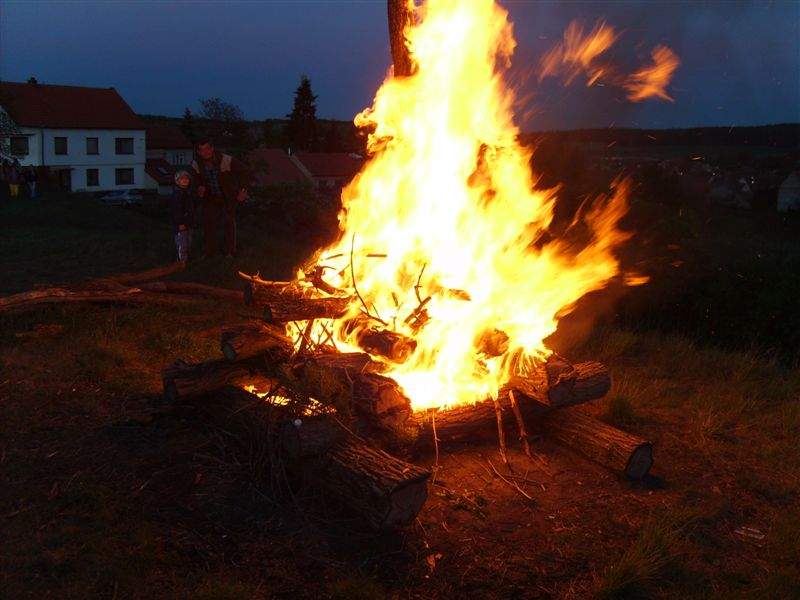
top-left (625, 45), bottom-right (681, 102)
top-left (299, 0), bottom-right (644, 411)
top-left (539, 20), bottom-right (618, 86)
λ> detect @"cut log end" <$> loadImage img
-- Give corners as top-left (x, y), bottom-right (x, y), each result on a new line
top-left (625, 442), bottom-right (654, 480)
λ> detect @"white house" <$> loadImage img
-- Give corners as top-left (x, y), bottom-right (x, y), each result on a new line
top-left (144, 125), bottom-right (194, 195)
top-left (0, 80), bottom-right (145, 192)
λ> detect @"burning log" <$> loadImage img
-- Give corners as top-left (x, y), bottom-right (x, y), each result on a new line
top-left (300, 429), bottom-right (430, 530)
top-left (263, 296), bottom-right (352, 324)
top-left (220, 322), bottom-right (294, 362)
top-left (388, 0), bottom-right (415, 77)
top-left (342, 315), bottom-right (417, 363)
top-left (241, 276), bottom-right (311, 308)
top-left (508, 359), bottom-right (611, 408)
top-left (542, 409), bottom-right (654, 480)
top-left (414, 361), bottom-right (611, 445)
top-left (163, 358), bottom-right (276, 403)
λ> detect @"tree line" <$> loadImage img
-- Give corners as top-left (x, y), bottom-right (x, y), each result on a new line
top-left (175, 75), bottom-right (364, 155)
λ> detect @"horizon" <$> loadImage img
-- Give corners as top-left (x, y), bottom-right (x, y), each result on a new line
top-left (2, 1), bottom-right (799, 129)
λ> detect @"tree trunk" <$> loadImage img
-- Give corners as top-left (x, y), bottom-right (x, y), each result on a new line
top-left (388, 0), bottom-right (414, 77)
top-left (264, 296), bottom-right (352, 323)
top-left (162, 358), bottom-right (276, 403)
top-left (542, 409), bottom-right (654, 480)
top-left (305, 434), bottom-right (430, 530)
top-left (0, 287), bottom-right (203, 314)
top-left (220, 321), bottom-right (294, 361)
top-left (138, 281), bottom-right (243, 303)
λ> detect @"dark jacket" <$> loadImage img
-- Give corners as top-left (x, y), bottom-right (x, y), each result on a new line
top-left (190, 151), bottom-right (251, 206)
top-left (170, 187), bottom-right (196, 233)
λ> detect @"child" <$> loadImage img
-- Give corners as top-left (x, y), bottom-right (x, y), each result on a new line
top-left (170, 170), bottom-right (196, 264)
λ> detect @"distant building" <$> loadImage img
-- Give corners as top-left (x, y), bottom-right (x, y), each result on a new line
top-left (777, 170), bottom-right (800, 212)
top-left (0, 80), bottom-right (145, 192)
top-left (248, 148), bottom-right (310, 187)
top-left (144, 126), bottom-right (194, 195)
top-left (294, 151), bottom-right (363, 190)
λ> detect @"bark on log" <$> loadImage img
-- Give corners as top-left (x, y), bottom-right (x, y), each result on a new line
top-left (388, 0), bottom-right (414, 77)
top-left (542, 409), bottom-right (654, 480)
top-left (281, 415), bottom-right (348, 459)
top-left (264, 296), bottom-right (353, 324)
top-left (283, 352), bottom-right (412, 431)
top-left (163, 358), bottom-right (276, 403)
top-left (220, 321), bottom-right (294, 361)
top-left (242, 279), bottom-right (311, 307)
top-left (306, 434), bottom-right (430, 530)
top-left (139, 281), bottom-right (243, 303)
top-left (508, 360), bottom-right (611, 408)
top-left (413, 361), bottom-right (611, 445)
top-left (0, 287), bottom-right (204, 314)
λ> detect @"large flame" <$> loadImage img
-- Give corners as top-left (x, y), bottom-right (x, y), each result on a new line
top-left (299, 0), bottom-right (645, 411)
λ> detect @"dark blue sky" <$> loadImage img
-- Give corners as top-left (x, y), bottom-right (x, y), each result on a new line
top-left (2, 1), bottom-right (798, 129)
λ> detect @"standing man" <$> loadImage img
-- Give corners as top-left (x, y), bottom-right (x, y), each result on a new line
top-left (25, 166), bottom-right (38, 199)
top-left (191, 137), bottom-right (251, 258)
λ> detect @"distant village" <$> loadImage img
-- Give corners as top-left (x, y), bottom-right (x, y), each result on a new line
top-left (1, 78), bottom-right (798, 211)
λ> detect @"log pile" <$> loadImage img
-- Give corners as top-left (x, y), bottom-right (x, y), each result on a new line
top-left (156, 271), bottom-right (655, 530)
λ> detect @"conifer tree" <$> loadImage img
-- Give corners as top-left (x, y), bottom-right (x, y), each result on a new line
top-left (285, 75), bottom-right (318, 151)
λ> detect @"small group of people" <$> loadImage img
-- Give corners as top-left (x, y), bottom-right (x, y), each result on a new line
top-left (1, 160), bottom-right (38, 200)
top-left (169, 138), bottom-right (251, 265)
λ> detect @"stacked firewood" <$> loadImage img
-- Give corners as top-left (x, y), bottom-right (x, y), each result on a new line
top-left (161, 273), bottom-right (654, 530)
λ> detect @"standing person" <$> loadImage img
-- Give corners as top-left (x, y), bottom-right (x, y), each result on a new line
top-left (7, 161), bottom-right (20, 199)
top-left (190, 138), bottom-right (251, 258)
top-left (170, 170), bottom-right (196, 265)
top-left (25, 166), bottom-right (38, 199)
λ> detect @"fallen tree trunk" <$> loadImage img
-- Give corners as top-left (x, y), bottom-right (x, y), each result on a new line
top-left (264, 296), bottom-right (353, 324)
top-left (163, 358), bottom-right (277, 403)
top-left (303, 432), bottom-right (430, 530)
top-left (0, 287), bottom-right (204, 313)
top-left (102, 262), bottom-right (185, 284)
top-left (220, 321), bottom-right (294, 361)
top-left (138, 281), bottom-right (243, 303)
top-left (542, 409), bottom-right (654, 480)
top-left (414, 361), bottom-right (611, 445)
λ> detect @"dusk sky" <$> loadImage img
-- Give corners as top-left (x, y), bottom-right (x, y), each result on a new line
top-left (2, 1), bottom-right (798, 130)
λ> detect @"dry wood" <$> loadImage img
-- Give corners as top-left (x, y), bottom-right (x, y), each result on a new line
top-left (542, 409), bottom-right (654, 479)
top-left (162, 358), bottom-right (276, 403)
top-left (138, 281), bottom-right (243, 303)
top-left (0, 287), bottom-right (203, 314)
top-left (242, 278), bottom-right (311, 307)
top-left (305, 434), bottom-right (430, 530)
top-left (507, 359), bottom-right (611, 408)
top-left (220, 321), bottom-right (294, 362)
top-left (264, 296), bottom-right (352, 323)
top-left (280, 415), bottom-right (347, 459)
top-left (388, 0), bottom-right (414, 77)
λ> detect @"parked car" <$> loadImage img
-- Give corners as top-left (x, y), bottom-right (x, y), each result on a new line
top-left (98, 190), bottom-right (143, 206)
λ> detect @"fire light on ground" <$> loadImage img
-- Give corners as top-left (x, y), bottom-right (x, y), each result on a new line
top-left (294, 0), bottom-right (677, 411)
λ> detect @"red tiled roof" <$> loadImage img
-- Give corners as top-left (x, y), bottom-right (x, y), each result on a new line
top-left (295, 152), bottom-right (363, 179)
top-left (0, 81), bottom-right (144, 130)
top-left (247, 148), bottom-right (310, 186)
top-left (145, 158), bottom-right (175, 186)
top-left (146, 125), bottom-right (192, 149)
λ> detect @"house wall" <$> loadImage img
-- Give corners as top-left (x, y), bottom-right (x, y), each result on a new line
top-left (9, 127), bottom-right (146, 192)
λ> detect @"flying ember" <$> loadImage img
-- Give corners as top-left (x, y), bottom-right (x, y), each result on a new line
top-left (296, 0), bottom-right (660, 411)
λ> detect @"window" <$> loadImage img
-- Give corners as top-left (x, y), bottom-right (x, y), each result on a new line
top-left (86, 168), bottom-right (99, 187)
top-left (115, 168), bottom-right (134, 185)
top-left (54, 137), bottom-right (68, 155)
top-left (86, 137), bottom-right (99, 155)
top-left (175, 152), bottom-right (185, 165)
top-left (115, 137), bottom-right (133, 155)
top-left (10, 136), bottom-right (29, 156)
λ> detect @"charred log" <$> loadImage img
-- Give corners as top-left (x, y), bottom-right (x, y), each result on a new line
top-left (342, 315), bottom-right (417, 363)
top-left (264, 296), bottom-right (352, 323)
top-left (162, 358), bottom-right (276, 403)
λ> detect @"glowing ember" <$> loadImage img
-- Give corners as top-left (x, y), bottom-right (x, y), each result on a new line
top-left (296, 0), bottom-right (662, 411)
